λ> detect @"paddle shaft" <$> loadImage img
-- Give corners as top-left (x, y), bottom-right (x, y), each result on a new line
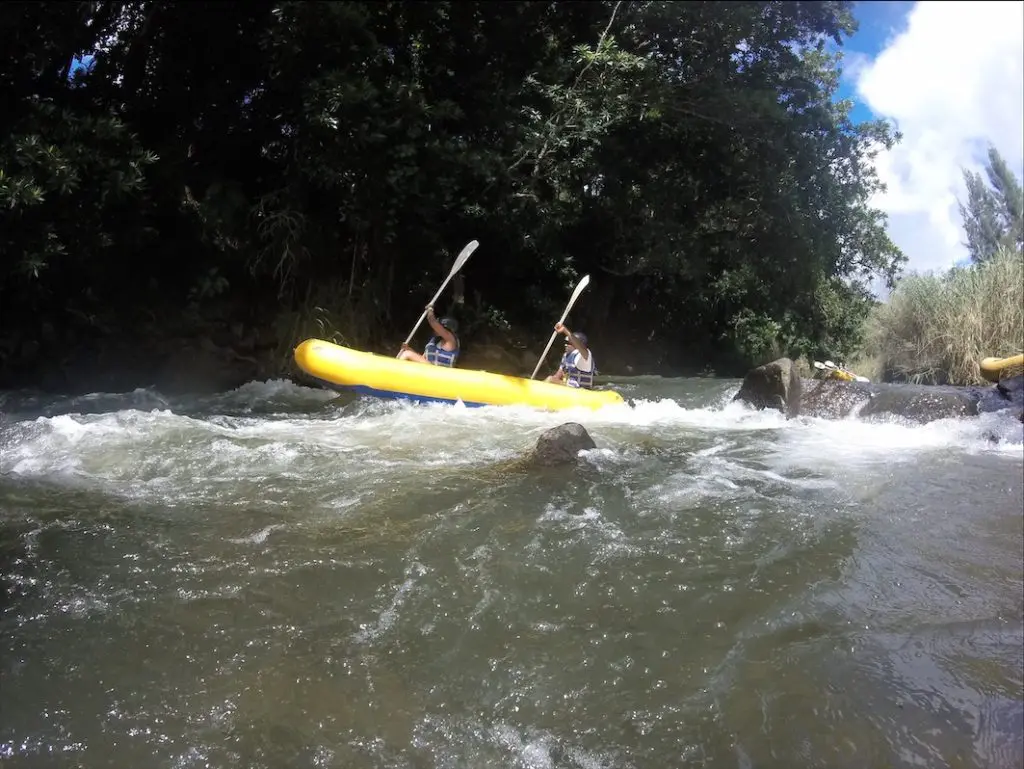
top-left (400, 240), bottom-right (479, 352)
top-left (530, 274), bottom-right (591, 380)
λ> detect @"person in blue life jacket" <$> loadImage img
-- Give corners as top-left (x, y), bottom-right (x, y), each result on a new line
top-left (545, 322), bottom-right (596, 389)
top-left (397, 305), bottom-right (460, 367)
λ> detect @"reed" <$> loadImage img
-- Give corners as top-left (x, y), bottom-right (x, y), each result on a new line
top-left (860, 247), bottom-right (1024, 385)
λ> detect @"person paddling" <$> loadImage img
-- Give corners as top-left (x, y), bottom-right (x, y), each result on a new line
top-left (398, 305), bottom-right (460, 367)
top-left (545, 322), bottom-right (595, 388)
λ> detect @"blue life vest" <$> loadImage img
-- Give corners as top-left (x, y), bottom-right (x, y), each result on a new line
top-left (424, 334), bottom-right (459, 367)
top-left (561, 349), bottom-right (595, 389)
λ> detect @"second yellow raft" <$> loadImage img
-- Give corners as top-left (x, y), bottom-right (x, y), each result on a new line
top-left (294, 338), bottom-right (625, 410)
top-left (980, 353), bottom-right (1024, 383)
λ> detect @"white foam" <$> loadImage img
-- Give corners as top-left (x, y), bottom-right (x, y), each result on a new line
top-left (765, 410), bottom-right (1024, 474)
top-left (1, 386), bottom-right (1019, 509)
top-left (227, 378), bottom-right (335, 401)
top-left (228, 525), bottom-right (284, 545)
top-left (352, 561), bottom-right (429, 644)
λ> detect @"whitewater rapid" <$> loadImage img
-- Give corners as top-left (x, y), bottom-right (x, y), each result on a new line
top-left (1, 377), bottom-right (1021, 769)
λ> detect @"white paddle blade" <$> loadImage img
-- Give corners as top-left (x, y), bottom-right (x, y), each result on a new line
top-left (401, 239), bottom-right (480, 349)
top-left (557, 274), bottom-right (591, 323)
top-left (567, 274), bottom-right (590, 306)
top-left (448, 240), bottom-right (479, 278)
top-left (531, 274), bottom-right (592, 379)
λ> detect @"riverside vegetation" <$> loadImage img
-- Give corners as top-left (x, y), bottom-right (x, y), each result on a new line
top-left (1, 2), bottom-right (1018, 395)
top-left (2, 0), bottom-right (906, 393)
top-left (848, 147), bottom-right (1024, 387)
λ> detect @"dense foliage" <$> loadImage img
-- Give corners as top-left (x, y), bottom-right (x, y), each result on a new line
top-left (0, 0), bottom-right (905, 386)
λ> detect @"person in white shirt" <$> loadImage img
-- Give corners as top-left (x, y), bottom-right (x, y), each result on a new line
top-left (545, 322), bottom-right (596, 389)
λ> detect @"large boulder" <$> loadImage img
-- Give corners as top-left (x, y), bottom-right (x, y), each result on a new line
top-left (732, 358), bottom-right (802, 418)
top-left (525, 423), bottom-right (597, 467)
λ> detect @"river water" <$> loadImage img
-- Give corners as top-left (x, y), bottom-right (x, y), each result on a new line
top-left (1, 376), bottom-right (1021, 769)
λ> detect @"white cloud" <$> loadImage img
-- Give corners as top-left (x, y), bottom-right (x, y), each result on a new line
top-left (854, 1), bottom-right (1024, 277)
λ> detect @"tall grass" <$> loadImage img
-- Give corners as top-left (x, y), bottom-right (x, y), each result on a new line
top-left (860, 246), bottom-right (1024, 385)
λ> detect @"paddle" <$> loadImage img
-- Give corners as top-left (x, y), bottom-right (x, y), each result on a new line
top-left (530, 274), bottom-right (591, 380)
top-left (398, 239), bottom-right (479, 356)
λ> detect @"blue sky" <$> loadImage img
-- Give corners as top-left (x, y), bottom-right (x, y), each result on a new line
top-left (836, 1), bottom-right (917, 124)
top-left (832, 1), bottom-right (1024, 282)
top-left (69, 54), bottom-right (94, 77)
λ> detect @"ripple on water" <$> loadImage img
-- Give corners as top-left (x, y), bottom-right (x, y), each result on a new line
top-left (0, 378), bottom-right (1021, 768)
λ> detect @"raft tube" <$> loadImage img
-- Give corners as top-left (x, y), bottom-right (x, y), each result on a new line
top-left (825, 368), bottom-right (857, 382)
top-left (293, 338), bottom-right (625, 410)
top-left (980, 353), bottom-right (1024, 383)
top-left (813, 360), bottom-right (870, 383)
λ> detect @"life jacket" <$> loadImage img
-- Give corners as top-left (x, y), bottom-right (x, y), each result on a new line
top-left (561, 349), bottom-right (595, 389)
top-left (424, 334), bottom-right (460, 367)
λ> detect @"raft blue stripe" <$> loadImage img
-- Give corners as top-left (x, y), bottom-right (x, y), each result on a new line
top-left (349, 384), bottom-right (489, 408)
top-left (304, 374), bottom-right (488, 406)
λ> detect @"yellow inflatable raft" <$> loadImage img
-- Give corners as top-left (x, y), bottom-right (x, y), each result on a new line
top-left (980, 353), bottom-right (1024, 383)
top-left (293, 338), bottom-right (625, 410)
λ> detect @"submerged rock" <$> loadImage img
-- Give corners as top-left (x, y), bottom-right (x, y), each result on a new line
top-left (799, 378), bottom-right (873, 420)
top-left (997, 374), bottom-right (1024, 406)
top-left (801, 378), bottom-right (981, 422)
top-left (525, 423), bottom-right (597, 467)
top-left (732, 358), bottom-right (802, 419)
top-left (856, 387), bottom-right (978, 423)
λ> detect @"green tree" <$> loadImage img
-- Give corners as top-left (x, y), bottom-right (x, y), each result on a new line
top-left (560, 1), bottom-right (904, 363)
top-left (0, 1), bottom-right (157, 341)
top-left (0, 0), bottom-right (912, 387)
top-left (958, 145), bottom-right (1024, 263)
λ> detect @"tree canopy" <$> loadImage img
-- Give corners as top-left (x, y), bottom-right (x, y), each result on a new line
top-left (0, 0), bottom-right (906, 384)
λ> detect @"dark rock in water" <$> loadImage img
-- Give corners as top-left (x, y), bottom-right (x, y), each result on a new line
top-left (972, 374), bottom-right (1024, 414)
top-left (798, 379), bottom-right (873, 420)
top-left (732, 358), bottom-right (802, 419)
top-left (526, 423), bottom-right (597, 466)
top-left (857, 387), bottom-right (978, 423)
top-left (801, 377), bottom-right (978, 424)
top-left (734, 359), bottom-right (1022, 425)
top-left (996, 374), bottom-right (1024, 415)
top-left (997, 374), bottom-right (1024, 397)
